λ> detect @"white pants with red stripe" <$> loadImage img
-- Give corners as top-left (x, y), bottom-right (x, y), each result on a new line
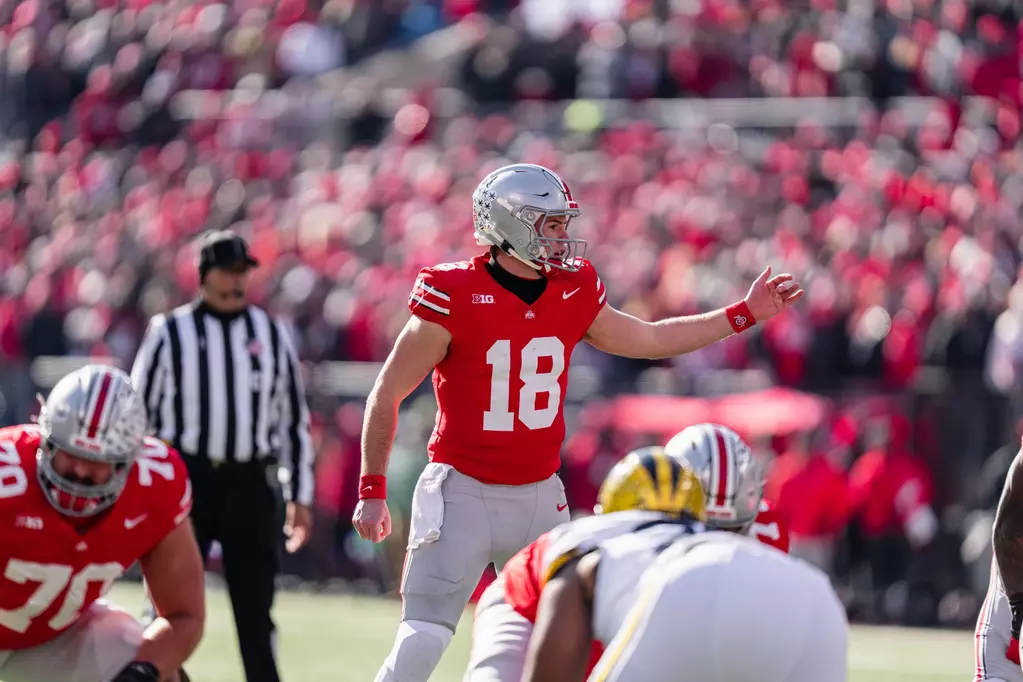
top-left (976, 565), bottom-right (1023, 682)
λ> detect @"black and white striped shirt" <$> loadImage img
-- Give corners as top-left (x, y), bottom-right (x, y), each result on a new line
top-left (130, 301), bottom-right (315, 506)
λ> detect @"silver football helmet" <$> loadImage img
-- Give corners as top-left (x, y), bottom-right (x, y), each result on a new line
top-left (36, 364), bottom-right (148, 517)
top-left (664, 424), bottom-right (765, 532)
top-left (472, 163), bottom-right (586, 272)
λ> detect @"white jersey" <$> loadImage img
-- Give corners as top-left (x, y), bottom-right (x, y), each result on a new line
top-left (466, 510), bottom-right (701, 682)
top-left (540, 510), bottom-right (702, 585)
top-left (589, 522), bottom-right (711, 645)
top-left (588, 532), bottom-right (848, 682)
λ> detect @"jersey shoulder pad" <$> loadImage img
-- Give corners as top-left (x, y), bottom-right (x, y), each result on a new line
top-left (540, 510), bottom-right (663, 584)
top-left (0, 425), bottom-right (42, 514)
top-left (557, 259), bottom-right (607, 321)
top-left (0, 424), bottom-right (42, 465)
top-left (408, 260), bottom-right (476, 326)
top-left (751, 501), bottom-right (790, 553)
top-left (134, 438), bottom-right (193, 527)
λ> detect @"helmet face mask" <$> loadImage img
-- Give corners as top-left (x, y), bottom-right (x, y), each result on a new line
top-left (37, 441), bottom-right (133, 517)
top-left (36, 365), bottom-right (148, 518)
top-left (664, 424), bottom-right (765, 532)
top-left (472, 163), bottom-right (586, 273)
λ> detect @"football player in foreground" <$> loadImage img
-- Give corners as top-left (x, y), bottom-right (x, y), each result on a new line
top-left (465, 425), bottom-right (790, 682)
top-left (984, 437), bottom-right (1023, 681)
top-left (665, 423), bottom-right (790, 552)
top-left (0, 365), bottom-right (204, 682)
top-left (524, 514), bottom-right (846, 682)
top-left (464, 446), bottom-right (708, 681)
top-left (354, 163), bottom-right (804, 682)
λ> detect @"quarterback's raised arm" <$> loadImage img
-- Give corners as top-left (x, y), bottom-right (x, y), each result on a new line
top-left (993, 445), bottom-right (1023, 637)
top-left (522, 553), bottom-right (600, 682)
top-left (585, 266), bottom-right (803, 359)
top-left (134, 520), bottom-right (206, 677)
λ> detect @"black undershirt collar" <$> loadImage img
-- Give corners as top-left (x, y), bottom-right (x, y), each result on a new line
top-left (485, 255), bottom-right (547, 305)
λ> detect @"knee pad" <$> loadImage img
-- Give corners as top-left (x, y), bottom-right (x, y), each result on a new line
top-left (374, 620), bottom-right (453, 682)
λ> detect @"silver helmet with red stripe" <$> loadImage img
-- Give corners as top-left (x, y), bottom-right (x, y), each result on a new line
top-left (472, 163), bottom-right (586, 272)
top-left (664, 423), bottom-right (765, 532)
top-left (36, 364), bottom-right (148, 517)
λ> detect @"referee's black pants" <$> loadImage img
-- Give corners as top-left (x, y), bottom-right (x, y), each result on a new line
top-left (185, 454), bottom-right (282, 682)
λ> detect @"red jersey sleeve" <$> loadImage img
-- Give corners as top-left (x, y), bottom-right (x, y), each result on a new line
top-left (408, 267), bottom-right (458, 331)
top-left (575, 259), bottom-right (608, 330)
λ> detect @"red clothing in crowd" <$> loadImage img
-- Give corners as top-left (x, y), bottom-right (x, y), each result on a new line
top-left (848, 448), bottom-right (935, 538)
top-left (765, 451), bottom-right (849, 539)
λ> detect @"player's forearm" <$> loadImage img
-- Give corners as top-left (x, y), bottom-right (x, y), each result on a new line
top-left (360, 387), bottom-right (399, 476)
top-left (994, 450), bottom-right (1023, 594)
top-left (134, 613), bottom-right (204, 678)
top-left (640, 308), bottom-right (736, 359)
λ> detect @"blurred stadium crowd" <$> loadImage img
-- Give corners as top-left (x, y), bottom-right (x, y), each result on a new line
top-left (2, 0), bottom-right (1023, 629)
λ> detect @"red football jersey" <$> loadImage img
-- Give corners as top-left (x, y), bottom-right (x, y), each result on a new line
top-left (0, 425), bottom-right (192, 650)
top-left (750, 500), bottom-right (791, 554)
top-left (408, 255), bottom-right (607, 485)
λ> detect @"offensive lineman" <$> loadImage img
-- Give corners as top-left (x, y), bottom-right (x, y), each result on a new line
top-left (353, 163), bottom-right (805, 682)
top-left (465, 426), bottom-right (790, 682)
top-left (0, 365), bottom-right (203, 682)
top-left (664, 423), bottom-right (790, 553)
top-left (983, 437), bottom-right (1023, 682)
top-left (465, 446), bottom-right (710, 682)
top-left (524, 521), bottom-right (846, 682)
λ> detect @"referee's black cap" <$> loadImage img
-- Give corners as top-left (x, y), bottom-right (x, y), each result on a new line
top-left (198, 230), bottom-right (259, 279)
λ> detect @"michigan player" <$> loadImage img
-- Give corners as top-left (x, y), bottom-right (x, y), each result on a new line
top-left (464, 446), bottom-right (707, 681)
top-left (523, 441), bottom-right (847, 681)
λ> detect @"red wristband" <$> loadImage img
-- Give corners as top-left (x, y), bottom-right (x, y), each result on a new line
top-left (725, 300), bottom-right (757, 334)
top-left (359, 475), bottom-right (387, 500)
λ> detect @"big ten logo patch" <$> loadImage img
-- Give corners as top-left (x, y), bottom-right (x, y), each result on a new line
top-left (473, 294), bottom-right (495, 304)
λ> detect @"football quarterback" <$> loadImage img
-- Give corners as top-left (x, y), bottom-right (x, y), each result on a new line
top-left (354, 163), bottom-right (804, 682)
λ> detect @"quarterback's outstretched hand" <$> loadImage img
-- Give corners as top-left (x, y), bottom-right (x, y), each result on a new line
top-left (353, 498), bottom-right (392, 543)
top-left (744, 266), bottom-right (804, 322)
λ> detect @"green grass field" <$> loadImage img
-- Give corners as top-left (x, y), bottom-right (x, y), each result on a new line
top-left (107, 581), bottom-right (973, 681)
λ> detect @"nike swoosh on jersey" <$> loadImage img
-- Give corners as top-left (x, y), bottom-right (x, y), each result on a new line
top-left (562, 288), bottom-right (580, 299)
top-left (124, 514), bottom-right (148, 529)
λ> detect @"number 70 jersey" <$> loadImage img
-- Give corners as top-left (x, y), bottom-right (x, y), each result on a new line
top-left (408, 255), bottom-right (607, 485)
top-left (0, 425), bottom-right (192, 650)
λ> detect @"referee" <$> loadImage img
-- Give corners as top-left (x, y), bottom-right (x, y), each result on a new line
top-left (130, 230), bottom-right (315, 682)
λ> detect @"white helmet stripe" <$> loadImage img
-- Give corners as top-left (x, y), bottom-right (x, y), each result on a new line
top-left (719, 425), bottom-right (737, 505)
top-left (699, 423), bottom-right (717, 504)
